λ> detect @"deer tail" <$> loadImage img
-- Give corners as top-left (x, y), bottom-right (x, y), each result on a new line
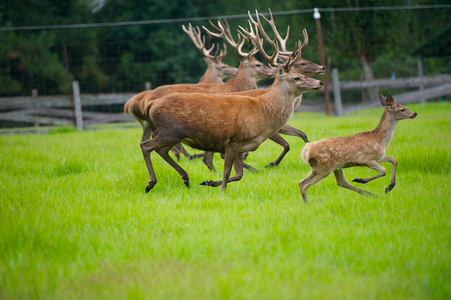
top-left (123, 97), bottom-right (133, 114)
top-left (301, 145), bottom-right (310, 163)
top-left (143, 100), bottom-right (156, 116)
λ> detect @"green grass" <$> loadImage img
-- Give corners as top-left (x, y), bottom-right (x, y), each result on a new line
top-left (1, 102), bottom-right (450, 299)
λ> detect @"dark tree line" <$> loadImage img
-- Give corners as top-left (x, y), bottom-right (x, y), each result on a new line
top-left (0, 0), bottom-right (449, 97)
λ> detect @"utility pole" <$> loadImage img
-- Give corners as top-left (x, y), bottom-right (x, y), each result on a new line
top-left (313, 8), bottom-right (331, 116)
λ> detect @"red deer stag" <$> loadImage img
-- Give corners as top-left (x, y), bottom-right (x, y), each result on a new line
top-left (191, 10), bottom-right (326, 171)
top-left (139, 22), bottom-right (323, 192)
top-left (124, 23), bottom-right (238, 152)
top-left (299, 93), bottom-right (417, 202)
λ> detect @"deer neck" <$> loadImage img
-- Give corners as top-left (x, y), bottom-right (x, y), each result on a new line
top-left (260, 77), bottom-right (296, 130)
top-left (224, 62), bottom-right (258, 92)
top-left (373, 108), bottom-right (398, 147)
top-left (198, 67), bottom-right (220, 84)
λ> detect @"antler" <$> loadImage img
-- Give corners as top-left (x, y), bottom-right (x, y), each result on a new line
top-left (239, 20), bottom-right (279, 67)
top-left (183, 23), bottom-right (227, 63)
top-left (203, 19), bottom-right (257, 59)
top-left (182, 23), bottom-right (205, 52)
top-left (249, 9), bottom-right (291, 55)
top-left (242, 9), bottom-right (305, 72)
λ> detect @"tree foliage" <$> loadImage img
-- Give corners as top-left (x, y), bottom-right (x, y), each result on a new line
top-left (0, 0), bottom-right (449, 96)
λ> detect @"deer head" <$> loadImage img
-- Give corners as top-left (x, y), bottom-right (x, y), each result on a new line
top-left (379, 93), bottom-right (417, 120)
top-left (182, 23), bottom-right (237, 79)
top-left (240, 10), bottom-right (323, 93)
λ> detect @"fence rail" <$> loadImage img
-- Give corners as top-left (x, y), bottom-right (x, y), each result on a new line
top-left (0, 82), bottom-right (136, 130)
top-left (1, 73), bottom-right (450, 133)
top-left (330, 70), bottom-right (451, 115)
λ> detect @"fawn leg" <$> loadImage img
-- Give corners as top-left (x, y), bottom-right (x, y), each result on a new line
top-left (381, 156), bottom-right (397, 193)
top-left (335, 169), bottom-right (374, 197)
top-left (352, 161), bottom-right (387, 184)
top-left (298, 169), bottom-right (330, 203)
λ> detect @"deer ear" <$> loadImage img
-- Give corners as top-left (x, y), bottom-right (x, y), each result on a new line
top-left (386, 93), bottom-right (394, 107)
top-left (378, 92), bottom-right (387, 106)
top-left (277, 65), bottom-right (285, 77)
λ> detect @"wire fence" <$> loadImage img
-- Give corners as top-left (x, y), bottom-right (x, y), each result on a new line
top-left (1, 5), bottom-right (450, 101)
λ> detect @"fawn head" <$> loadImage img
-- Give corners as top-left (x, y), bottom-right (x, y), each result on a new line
top-left (379, 93), bottom-right (417, 120)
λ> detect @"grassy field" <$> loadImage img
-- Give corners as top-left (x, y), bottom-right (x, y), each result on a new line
top-left (1, 101), bottom-right (450, 299)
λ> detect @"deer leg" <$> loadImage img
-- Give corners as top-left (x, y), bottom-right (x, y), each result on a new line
top-left (170, 147), bottom-right (181, 161)
top-left (298, 168), bottom-right (330, 203)
top-left (352, 161), bottom-right (386, 184)
top-left (174, 143), bottom-right (191, 158)
top-left (335, 169), bottom-right (374, 197)
top-left (189, 152), bottom-right (205, 159)
top-left (201, 151), bottom-right (217, 172)
top-left (200, 143), bottom-right (241, 190)
top-left (381, 156), bottom-right (397, 193)
top-left (155, 146), bottom-right (190, 189)
top-left (140, 139), bottom-right (160, 192)
top-left (266, 132), bottom-right (290, 168)
top-left (140, 120), bottom-right (153, 142)
top-left (279, 124), bottom-right (309, 143)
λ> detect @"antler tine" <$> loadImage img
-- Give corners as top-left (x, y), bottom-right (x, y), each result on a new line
top-left (300, 28), bottom-right (309, 52)
top-left (247, 10), bottom-right (273, 45)
top-left (259, 8), bottom-right (290, 53)
top-left (203, 19), bottom-right (238, 47)
top-left (203, 20), bottom-right (223, 38)
top-left (204, 18), bottom-right (254, 59)
top-left (215, 43), bottom-right (227, 61)
top-left (285, 39), bottom-right (303, 71)
top-left (202, 43), bottom-right (216, 60)
top-left (239, 20), bottom-right (279, 67)
top-left (182, 23), bottom-right (206, 52)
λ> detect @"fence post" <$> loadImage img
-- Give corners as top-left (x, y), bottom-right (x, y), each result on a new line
top-left (32, 89), bottom-right (39, 127)
top-left (417, 55), bottom-right (425, 103)
top-left (72, 81), bottom-right (83, 131)
top-left (332, 68), bottom-right (343, 116)
top-left (145, 82), bottom-right (151, 90)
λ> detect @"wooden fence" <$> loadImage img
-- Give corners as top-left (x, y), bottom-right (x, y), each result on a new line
top-left (330, 71), bottom-right (451, 115)
top-left (1, 74), bottom-right (450, 133)
top-left (0, 81), bottom-right (136, 131)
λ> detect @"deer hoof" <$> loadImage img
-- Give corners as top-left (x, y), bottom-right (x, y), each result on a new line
top-left (184, 181), bottom-right (190, 188)
top-left (145, 181), bottom-right (156, 193)
top-left (352, 178), bottom-right (366, 184)
top-left (385, 184), bottom-right (395, 193)
top-left (200, 180), bottom-right (219, 187)
top-left (265, 162), bottom-right (277, 168)
top-left (243, 163), bottom-right (257, 171)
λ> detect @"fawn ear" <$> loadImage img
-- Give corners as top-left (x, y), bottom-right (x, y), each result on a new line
top-left (386, 93), bottom-right (394, 107)
top-left (378, 92), bottom-right (387, 106)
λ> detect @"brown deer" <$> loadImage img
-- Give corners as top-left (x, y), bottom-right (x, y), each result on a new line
top-left (298, 93), bottom-right (417, 202)
top-left (190, 10), bottom-right (326, 171)
top-left (123, 23), bottom-right (238, 159)
top-left (139, 21), bottom-right (323, 192)
top-left (128, 19), bottom-right (274, 163)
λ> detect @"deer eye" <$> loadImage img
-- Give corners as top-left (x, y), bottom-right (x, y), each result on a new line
top-left (255, 64), bottom-right (262, 67)
top-left (301, 62), bottom-right (307, 66)
top-left (400, 109), bottom-right (405, 112)
top-left (294, 77), bottom-right (301, 82)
